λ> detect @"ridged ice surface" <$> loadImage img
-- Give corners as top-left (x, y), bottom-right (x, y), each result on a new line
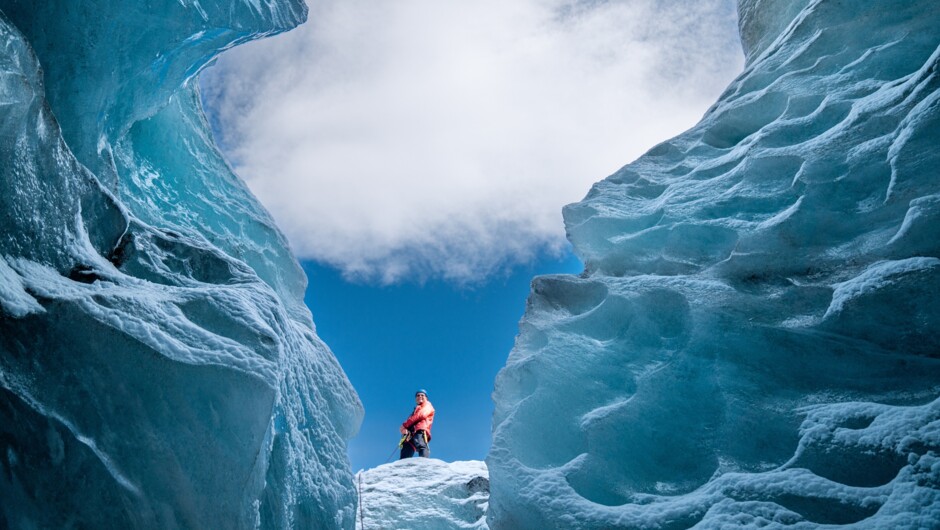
top-left (0, 1), bottom-right (362, 528)
top-left (489, 0), bottom-right (940, 528)
top-left (355, 459), bottom-right (489, 530)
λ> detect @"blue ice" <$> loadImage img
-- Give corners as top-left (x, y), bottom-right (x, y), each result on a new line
top-left (0, 1), bottom-right (361, 528)
top-left (489, 0), bottom-right (940, 527)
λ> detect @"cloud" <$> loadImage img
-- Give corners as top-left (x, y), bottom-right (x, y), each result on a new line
top-left (200, 0), bottom-right (743, 284)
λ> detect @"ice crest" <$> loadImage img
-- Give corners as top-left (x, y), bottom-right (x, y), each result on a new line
top-left (355, 459), bottom-right (489, 530)
top-left (0, 1), bottom-right (362, 528)
top-left (489, 0), bottom-right (940, 528)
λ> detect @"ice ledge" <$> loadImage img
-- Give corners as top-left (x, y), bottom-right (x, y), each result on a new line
top-left (356, 459), bottom-right (489, 530)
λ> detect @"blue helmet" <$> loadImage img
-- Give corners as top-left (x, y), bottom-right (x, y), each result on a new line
top-left (415, 389), bottom-right (428, 397)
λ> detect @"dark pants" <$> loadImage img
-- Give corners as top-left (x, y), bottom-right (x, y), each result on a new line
top-left (400, 431), bottom-right (430, 459)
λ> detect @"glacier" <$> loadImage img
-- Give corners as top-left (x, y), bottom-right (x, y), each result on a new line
top-left (489, 0), bottom-right (940, 528)
top-left (0, 0), bottom-right (362, 528)
top-left (5, 0), bottom-right (940, 527)
top-left (355, 459), bottom-right (489, 530)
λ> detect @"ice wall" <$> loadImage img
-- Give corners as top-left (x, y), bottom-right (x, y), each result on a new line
top-left (489, 0), bottom-right (940, 528)
top-left (0, 1), bottom-right (363, 528)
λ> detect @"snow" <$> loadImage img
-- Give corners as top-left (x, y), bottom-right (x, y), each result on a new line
top-left (489, 0), bottom-right (940, 527)
top-left (0, 1), bottom-right (361, 528)
top-left (355, 459), bottom-right (489, 530)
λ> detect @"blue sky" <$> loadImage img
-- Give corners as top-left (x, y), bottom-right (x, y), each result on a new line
top-left (303, 251), bottom-right (583, 471)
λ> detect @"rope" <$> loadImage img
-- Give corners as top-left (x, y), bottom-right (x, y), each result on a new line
top-left (358, 471), bottom-right (364, 530)
top-left (385, 434), bottom-right (407, 463)
top-left (384, 444), bottom-right (399, 464)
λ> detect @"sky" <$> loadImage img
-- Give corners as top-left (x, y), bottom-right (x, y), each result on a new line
top-left (303, 252), bottom-right (583, 471)
top-left (199, 0), bottom-right (743, 471)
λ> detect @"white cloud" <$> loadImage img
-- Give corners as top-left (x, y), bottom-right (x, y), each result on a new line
top-left (200, 0), bottom-right (743, 284)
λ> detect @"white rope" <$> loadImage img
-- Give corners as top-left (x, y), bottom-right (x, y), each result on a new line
top-left (358, 471), bottom-right (365, 530)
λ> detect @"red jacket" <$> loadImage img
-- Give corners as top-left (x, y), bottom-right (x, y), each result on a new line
top-left (402, 401), bottom-right (435, 440)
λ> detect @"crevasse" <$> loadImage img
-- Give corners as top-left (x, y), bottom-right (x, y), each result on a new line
top-left (4, 0), bottom-right (939, 528)
top-left (0, 1), bottom-right (362, 528)
top-left (488, 0), bottom-right (940, 528)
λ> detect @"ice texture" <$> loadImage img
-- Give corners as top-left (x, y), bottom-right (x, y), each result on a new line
top-left (0, 1), bottom-right (362, 528)
top-left (355, 459), bottom-right (489, 530)
top-left (489, 0), bottom-right (940, 528)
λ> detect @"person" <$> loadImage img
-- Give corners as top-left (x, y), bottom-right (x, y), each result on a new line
top-left (400, 389), bottom-right (434, 459)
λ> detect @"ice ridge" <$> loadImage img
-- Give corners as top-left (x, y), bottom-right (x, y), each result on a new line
top-left (0, 1), bottom-right (362, 528)
top-left (355, 459), bottom-right (489, 530)
top-left (488, 0), bottom-right (940, 528)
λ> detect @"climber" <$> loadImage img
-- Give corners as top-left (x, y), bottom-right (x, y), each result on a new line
top-left (399, 389), bottom-right (434, 459)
